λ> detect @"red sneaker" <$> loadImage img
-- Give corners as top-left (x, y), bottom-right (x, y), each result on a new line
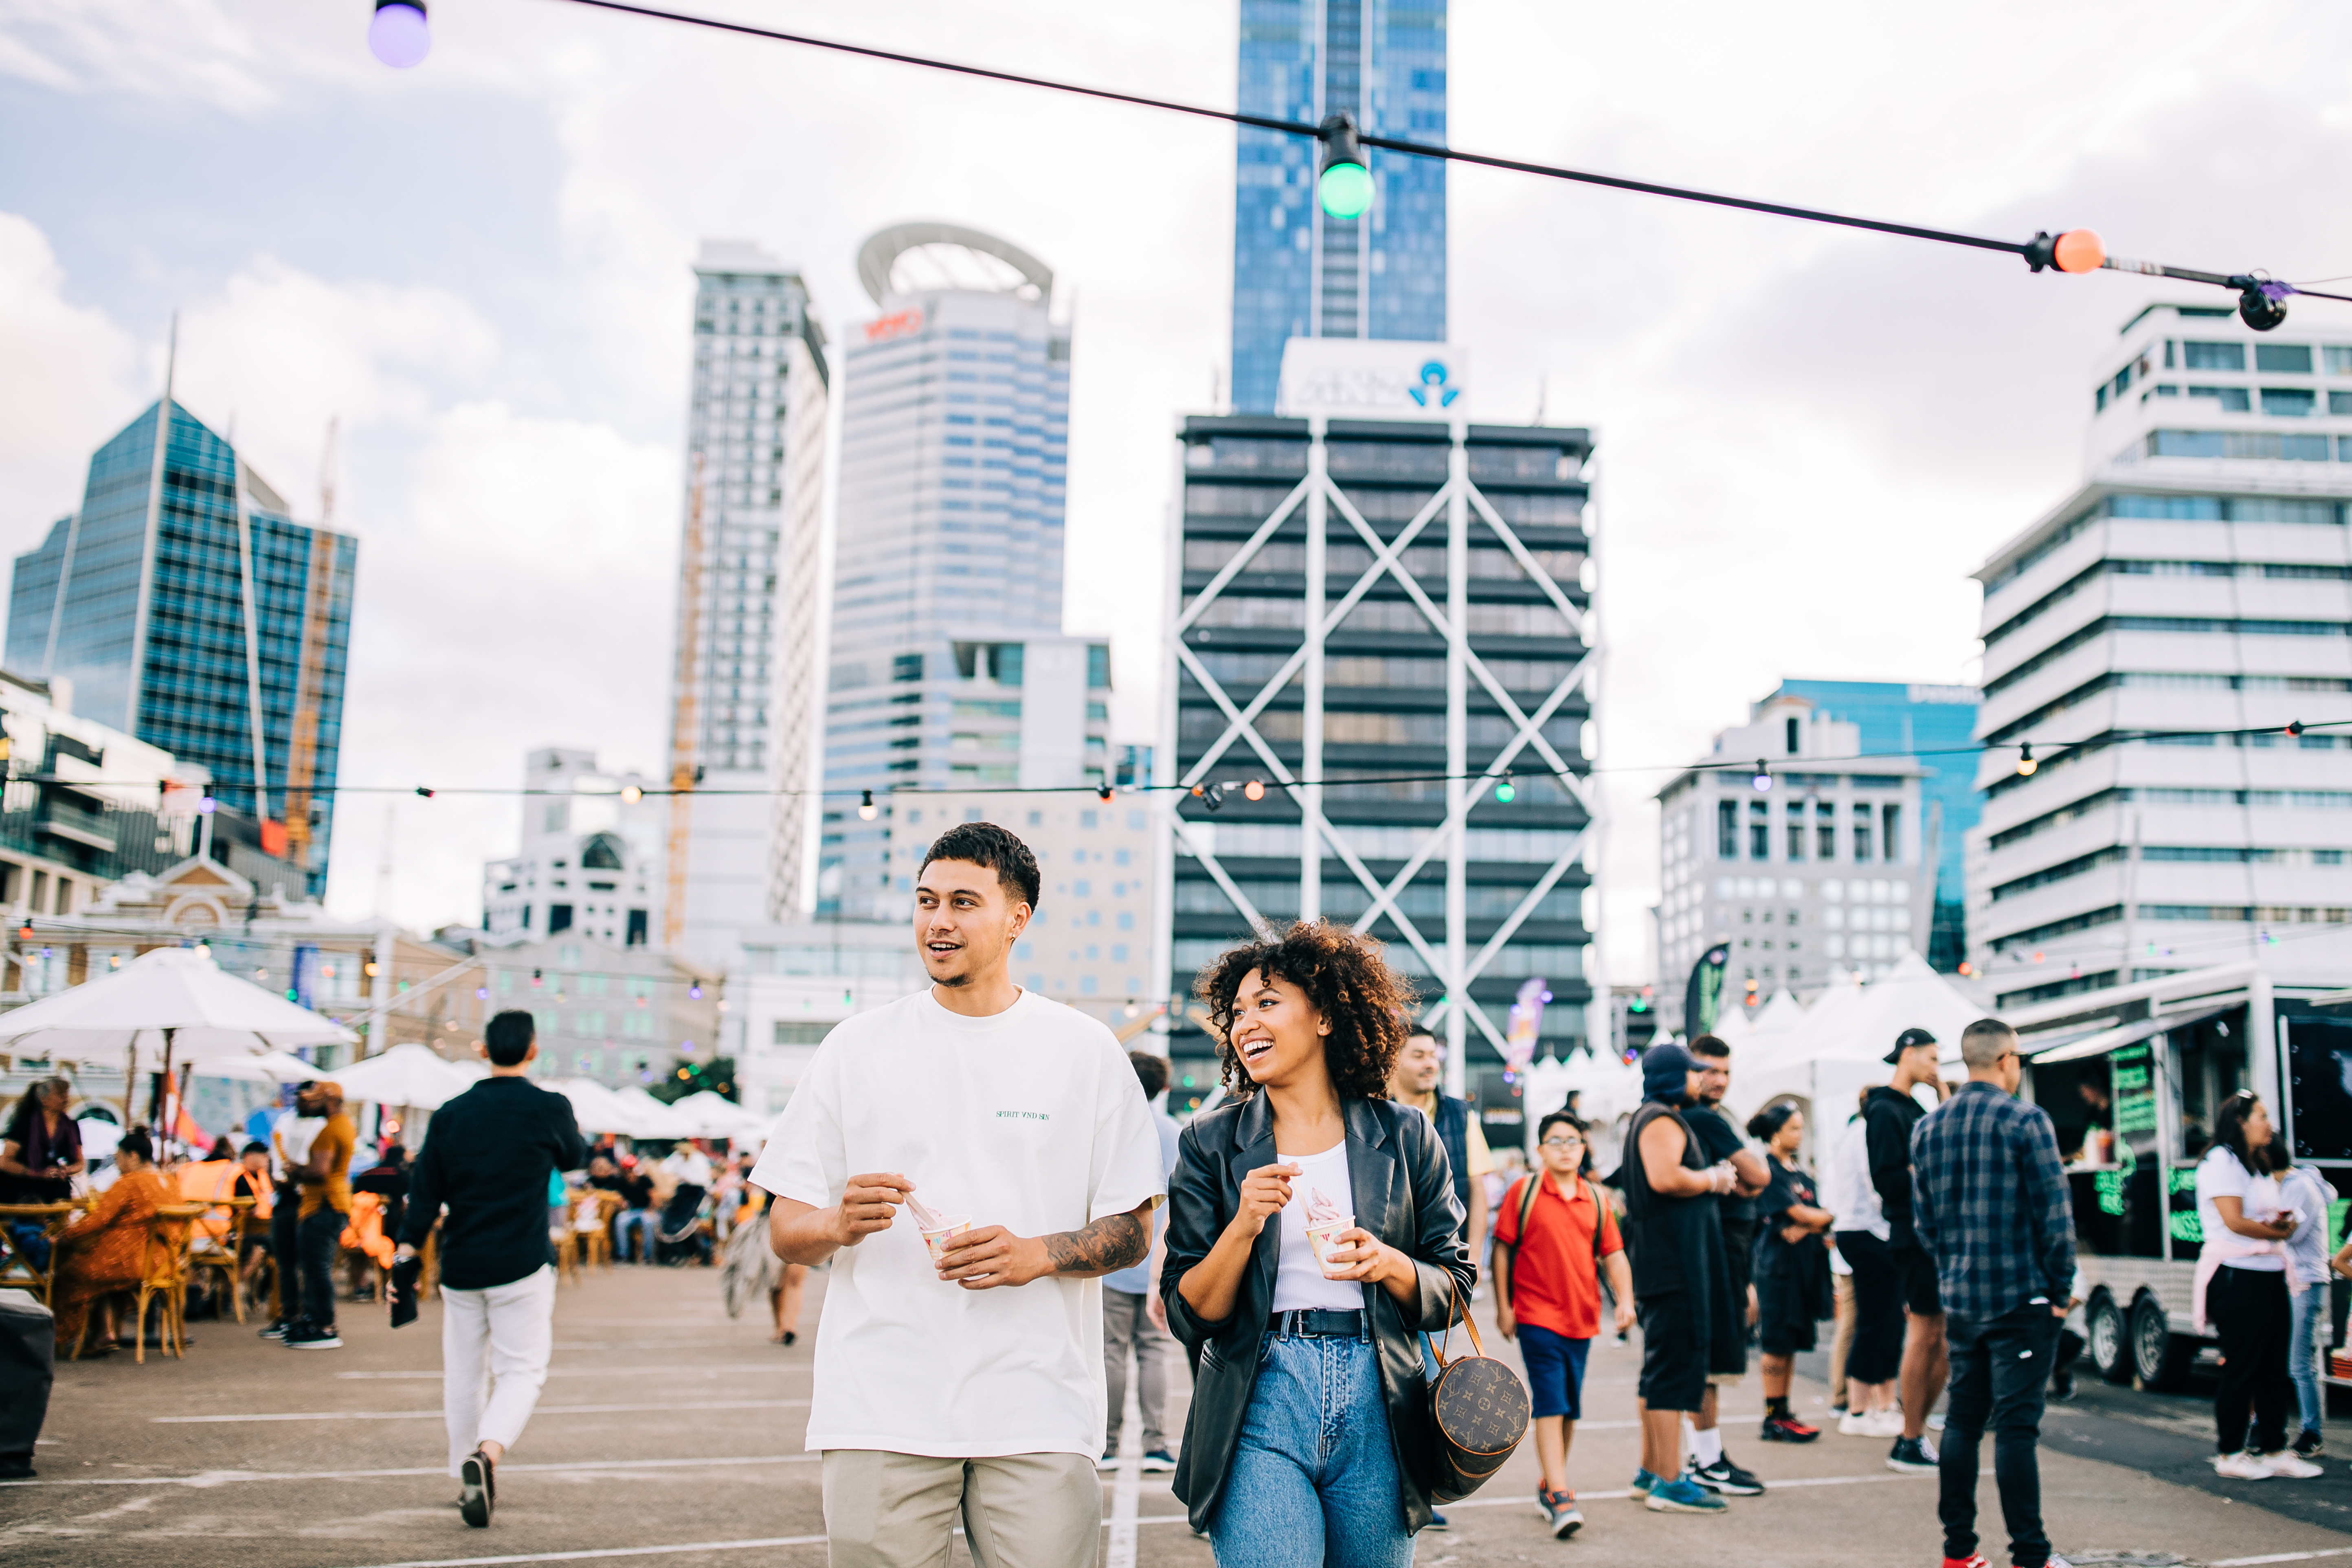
top-left (1941, 1556), bottom-right (1990, 1568)
top-left (1760, 1413), bottom-right (1821, 1443)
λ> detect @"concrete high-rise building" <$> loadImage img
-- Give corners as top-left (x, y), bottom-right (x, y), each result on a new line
top-left (668, 240), bottom-right (830, 965)
top-left (1162, 341), bottom-right (1595, 1138)
top-left (1762, 679), bottom-right (1980, 969)
top-left (819, 222), bottom-right (1085, 919)
top-left (1968, 303), bottom-right (2352, 1010)
top-left (481, 748), bottom-right (665, 948)
top-left (6, 395), bottom-right (355, 897)
top-left (1230, 0), bottom-right (1448, 413)
top-left (1654, 694), bottom-right (1933, 1031)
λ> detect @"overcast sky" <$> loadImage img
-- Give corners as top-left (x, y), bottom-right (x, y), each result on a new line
top-left (7, 0), bottom-right (2352, 984)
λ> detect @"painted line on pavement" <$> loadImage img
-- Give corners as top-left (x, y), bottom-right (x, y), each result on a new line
top-left (341, 1535), bottom-right (830, 1568)
top-left (2215, 1552), bottom-right (2352, 1567)
top-left (0, 1454), bottom-right (822, 1488)
top-left (154, 1399), bottom-right (809, 1423)
top-left (336, 1365), bottom-right (808, 1381)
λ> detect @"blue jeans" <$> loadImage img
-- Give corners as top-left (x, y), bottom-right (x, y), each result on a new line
top-left (616, 1209), bottom-right (659, 1263)
top-left (2289, 1281), bottom-right (2326, 1434)
top-left (1210, 1331), bottom-right (1415, 1568)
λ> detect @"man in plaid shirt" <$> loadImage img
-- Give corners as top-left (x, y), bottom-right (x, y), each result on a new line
top-left (1911, 1018), bottom-right (2075, 1568)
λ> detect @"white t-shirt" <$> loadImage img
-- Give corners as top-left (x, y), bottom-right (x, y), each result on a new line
top-left (749, 986), bottom-right (1166, 1458)
top-left (2195, 1146), bottom-right (2284, 1270)
top-left (1828, 1116), bottom-right (1888, 1241)
top-left (1270, 1141), bottom-right (1363, 1313)
top-left (663, 1148), bottom-right (714, 1188)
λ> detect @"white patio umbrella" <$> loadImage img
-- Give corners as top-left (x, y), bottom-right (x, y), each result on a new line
top-left (330, 1042), bottom-right (479, 1111)
top-left (544, 1077), bottom-right (649, 1136)
top-left (615, 1086), bottom-right (699, 1140)
top-left (191, 1050), bottom-right (319, 1084)
top-left (668, 1090), bottom-right (769, 1141)
top-left (0, 946), bottom-right (358, 1134)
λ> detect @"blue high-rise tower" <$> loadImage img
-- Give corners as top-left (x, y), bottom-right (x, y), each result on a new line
top-left (1230, 0), bottom-right (1447, 413)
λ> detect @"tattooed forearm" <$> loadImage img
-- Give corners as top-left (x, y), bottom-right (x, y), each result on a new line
top-left (1043, 1209), bottom-right (1150, 1277)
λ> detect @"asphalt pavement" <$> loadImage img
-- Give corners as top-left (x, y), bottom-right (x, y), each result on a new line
top-left (4, 1263), bottom-right (2347, 1568)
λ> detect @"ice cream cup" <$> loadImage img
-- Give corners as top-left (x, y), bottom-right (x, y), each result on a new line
top-left (1306, 1217), bottom-right (1356, 1278)
top-left (920, 1217), bottom-right (973, 1267)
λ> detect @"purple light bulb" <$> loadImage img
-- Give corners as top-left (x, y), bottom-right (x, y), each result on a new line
top-left (369, 1), bottom-right (431, 68)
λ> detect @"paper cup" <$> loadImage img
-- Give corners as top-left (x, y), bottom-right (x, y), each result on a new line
top-left (1305, 1217), bottom-right (1355, 1278)
top-left (920, 1217), bottom-right (973, 1267)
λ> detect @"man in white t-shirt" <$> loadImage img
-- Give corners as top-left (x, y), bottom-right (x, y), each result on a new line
top-left (754, 821), bottom-right (1166, 1568)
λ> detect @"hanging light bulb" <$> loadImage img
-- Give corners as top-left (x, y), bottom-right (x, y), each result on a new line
top-left (1750, 759), bottom-right (1772, 793)
top-left (1097, 783), bottom-right (1113, 802)
top-left (1243, 780), bottom-right (1267, 802)
top-left (1494, 773), bottom-right (1517, 804)
top-left (620, 784), bottom-right (643, 804)
top-left (368, 0), bottom-right (431, 68)
top-left (858, 789), bottom-right (878, 821)
top-left (1316, 113), bottom-right (1373, 219)
top-left (2016, 742), bottom-right (2037, 777)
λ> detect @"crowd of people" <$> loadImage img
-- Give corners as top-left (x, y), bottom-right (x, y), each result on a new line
top-left (5, 811), bottom-right (2347, 1559)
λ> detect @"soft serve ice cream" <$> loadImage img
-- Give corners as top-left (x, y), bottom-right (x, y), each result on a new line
top-left (1302, 1186), bottom-right (1355, 1278)
top-left (906, 1191), bottom-right (971, 1268)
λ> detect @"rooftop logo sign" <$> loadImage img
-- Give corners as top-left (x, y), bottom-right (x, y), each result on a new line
top-left (1276, 339), bottom-right (1470, 422)
top-left (863, 307), bottom-right (925, 343)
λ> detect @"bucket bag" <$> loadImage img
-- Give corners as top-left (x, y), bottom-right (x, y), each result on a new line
top-left (1420, 1274), bottom-right (1531, 1500)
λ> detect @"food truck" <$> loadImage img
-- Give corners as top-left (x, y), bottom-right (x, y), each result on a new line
top-left (2012, 962), bottom-right (2352, 1391)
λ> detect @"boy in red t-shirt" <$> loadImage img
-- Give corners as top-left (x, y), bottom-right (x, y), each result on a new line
top-left (1496, 1111), bottom-right (1634, 1539)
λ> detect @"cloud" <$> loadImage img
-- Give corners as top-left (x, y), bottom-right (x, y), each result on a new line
top-left (0, 214), bottom-right (141, 556)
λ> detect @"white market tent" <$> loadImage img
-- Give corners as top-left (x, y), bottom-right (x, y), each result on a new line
top-left (544, 1077), bottom-right (650, 1137)
top-left (616, 1087), bottom-right (699, 1140)
top-left (1728, 952), bottom-right (1978, 1123)
top-left (668, 1090), bottom-right (770, 1142)
top-left (1733, 990), bottom-right (1808, 1069)
top-left (329, 1041), bottom-right (480, 1111)
top-left (191, 1049), bottom-right (320, 1085)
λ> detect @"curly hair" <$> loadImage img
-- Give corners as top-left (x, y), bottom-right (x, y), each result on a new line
top-left (1193, 920), bottom-right (1416, 1100)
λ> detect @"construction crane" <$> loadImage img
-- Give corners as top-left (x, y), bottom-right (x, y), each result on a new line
top-left (281, 417), bottom-right (342, 879)
top-left (664, 455), bottom-right (709, 949)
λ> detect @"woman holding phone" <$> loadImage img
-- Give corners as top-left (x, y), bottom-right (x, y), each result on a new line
top-left (2196, 1091), bottom-right (2322, 1479)
top-left (1161, 922), bottom-right (1475, 1566)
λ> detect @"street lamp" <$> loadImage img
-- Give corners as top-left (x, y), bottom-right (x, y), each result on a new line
top-left (368, 0), bottom-right (431, 67)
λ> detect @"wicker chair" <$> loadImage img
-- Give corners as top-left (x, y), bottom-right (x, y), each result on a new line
top-left (186, 1195), bottom-right (257, 1324)
top-left (69, 1202), bottom-right (205, 1364)
top-left (574, 1190), bottom-right (622, 1271)
top-left (0, 1201), bottom-right (75, 1307)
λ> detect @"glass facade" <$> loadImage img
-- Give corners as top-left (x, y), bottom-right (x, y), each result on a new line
top-left (5, 402), bottom-right (356, 896)
top-left (1168, 415), bottom-right (1594, 1117)
top-left (819, 281), bottom-right (1075, 917)
top-left (1765, 679), bottom-right (1981, 970)
top-left (1231, 0), bottom-right (1448, 413)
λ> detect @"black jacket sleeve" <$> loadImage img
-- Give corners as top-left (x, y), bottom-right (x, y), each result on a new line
top-left (1161, 1119), bottom-right (1235, 1345)
top-left (548, 1095), bottom-right (586, 1175)
top-left (1392, 1102), bottom-right (1476, 1333)
top-left (1865, 1099), bottom-right (1913, 1221)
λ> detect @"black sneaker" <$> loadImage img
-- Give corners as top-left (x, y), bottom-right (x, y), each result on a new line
top-left (285, 1321), bottom-right (342, 1350)
top-left (1425, 1510), bottom-right (1449, 1530)
top-left (459, 1449), bottom-right (495, 1527)
top-left (2292, 1428), bottom-right (2324, 1459)
top-left (2050, 1367), bottom-right (2075, 1401)
top-left (1887, 1435), bottom-right (1939, 1474)
top-left (258, 1319), bottom-right (291, 1340)
top-left (1691, 1455), bottom-right (1764, 1495)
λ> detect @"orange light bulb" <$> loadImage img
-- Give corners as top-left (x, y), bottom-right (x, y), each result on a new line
top-left (2053, 230), bottom-right (2105, 274)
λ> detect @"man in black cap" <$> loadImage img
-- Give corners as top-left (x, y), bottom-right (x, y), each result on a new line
top-left (1866, 1027), bottom-right (1950, 1475)
top-left (1621, 1042), bottom-right (1745, 1515)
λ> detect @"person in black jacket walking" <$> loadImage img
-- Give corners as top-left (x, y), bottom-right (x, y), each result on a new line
top-left (392, 1011), bottom-right (584, 1528)
top-left (1162, 922), bottom-right (1474, 1566)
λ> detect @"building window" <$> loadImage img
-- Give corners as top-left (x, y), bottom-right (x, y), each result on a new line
top-left (1785, 805), bottom-right (1805, 862)
top-left (1851, 805), bottom-right (1873, 864)
top-left (2255, 344), bottom-right (2313, 374)
top-left (2181, 341), bottom-right (2244, 371)
top-left (2261, 387), bottom-right (2316, 417)
top-left (2185, 385), bottom-right (2251, 411)
top-left (548, 904), bottom-right (574, 934)
top-left (1718, 801), bottom-right (1739, 859)
top-left (1748, 801), bottom-right (1770, 861)
top-left (1882, 804), bottom-right (1901, 865)
top-left (1816, 800), bottom-right (1836, 861)
top-left (626, 909), bottom-right (648, 946)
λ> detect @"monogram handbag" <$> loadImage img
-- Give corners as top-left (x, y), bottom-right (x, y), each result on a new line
top-left (1421, 1274), bottom-right (1531, 1501)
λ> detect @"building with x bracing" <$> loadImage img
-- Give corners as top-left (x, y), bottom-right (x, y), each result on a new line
top-left (1157, 411), bottom-right (1598, 1130)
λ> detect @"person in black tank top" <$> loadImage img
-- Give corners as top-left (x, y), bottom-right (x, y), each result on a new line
top-left (1621, 1044), bottom-right (1748, 1515)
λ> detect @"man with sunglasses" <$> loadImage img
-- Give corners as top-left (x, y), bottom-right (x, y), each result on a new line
top-left (1911, 1018), bottom-right (2075, 1568)
top-left (1495, 1111), bottom-right (1632, 1538)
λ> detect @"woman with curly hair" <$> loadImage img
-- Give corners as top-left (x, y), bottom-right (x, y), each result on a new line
top-left (1160, 921), bottom-right (1474, 1566)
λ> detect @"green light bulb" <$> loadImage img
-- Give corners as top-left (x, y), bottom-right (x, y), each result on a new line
top-left (1495, 778), bottom-right (1516, 803)
top-left (1318, 160), bottom-right (1374, 220)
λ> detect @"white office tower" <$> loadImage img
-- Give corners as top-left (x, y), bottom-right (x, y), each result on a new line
top-left (481, 748), bottom-right (665, 947)
top-left (819, 222), bottom-right (1077, 918)
top-left (669, 240), bottom-right (831, 965)
top-left (1654, 695), bottom-right (1931, 1024)
top-left (1968, 303), bottom-right (2352, 1010)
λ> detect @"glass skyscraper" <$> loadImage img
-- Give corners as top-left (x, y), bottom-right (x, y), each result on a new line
top-left (1763, 679), bottom-right (1981, 969)
top-left (818, 223), bottom-right (1098, 919)
top-left (6, 399), bottom-right (356, 896)
top-left (668, 240), bottom-right (831, 962)
top-left (1230, 0), bottom-right (1448, 413)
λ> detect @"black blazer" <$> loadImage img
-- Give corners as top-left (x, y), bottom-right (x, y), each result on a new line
top-left (1159, 1093), bottom-right (1472, 1534)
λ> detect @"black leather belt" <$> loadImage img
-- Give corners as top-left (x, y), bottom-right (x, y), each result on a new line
top-left (1267, 1308), bottom-right (1366, 1338)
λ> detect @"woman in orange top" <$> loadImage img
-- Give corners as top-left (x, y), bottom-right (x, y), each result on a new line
top-left (51, 1129), bottom-right (176, 1353)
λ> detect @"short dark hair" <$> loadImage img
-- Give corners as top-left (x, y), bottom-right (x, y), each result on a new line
top-left (116, 1128), bottom-right (154, 1162)
top-left (1128, 1050), bottom-right (1169, 1100)
top-left (485, 1009), bottom-right (536, 1067)
top-left (1689, 1034), bottom-right (1730, 1060)
top-left (1195, 920), bottom-right (1416, 1101)
top-left (1747, 1102), bottom-right (1799, 1142)
top-left (240, 1140), bottom-right (269, 1157)
top-left (1536, 1110), bottom-right (1586, 1142)
top-left (919, 821), bottom-right (1042, 910)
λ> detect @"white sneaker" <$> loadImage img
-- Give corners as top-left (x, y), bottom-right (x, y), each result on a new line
top-left (1837, 1410), bottom-right (1875, 1436)
top-left (1867, 1409), bottom-right (1908, 1437)
top-left (2259, 1451), bottom-right (2323, 1479)
top-left (2213, 1450), bottom-right (2271, 1480)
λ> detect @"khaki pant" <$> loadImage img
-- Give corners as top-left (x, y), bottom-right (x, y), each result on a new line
top-left (1102, 1287), bottom-right (1172, 1453)
top-left (820, 1449), bottom-right (1099, 1568)
top-left (1828, 1272), bottom-right (1856, 1408)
